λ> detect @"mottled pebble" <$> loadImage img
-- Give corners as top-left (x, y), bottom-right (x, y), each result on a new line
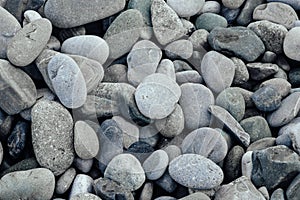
top-left (7, 121), bottom-right (29, 158)
top-left (157, 59), bottom-right (176, 80)
top-left (231, 57), bottom-right (249, 85)
top-left (166, 0), bottom-right (205, 17)
top-left (188, 29), bottom-right (209, 50)
top-left (56, 168), bottom-right (76, 195)
top-left (163, 145), bottom-right (181, 163)
top-left (236, 0), bottom-right (264, 25)
top-left (165, 39), bottom-right (193, 59)
top-left (70, 193), bottom-right (101, 200)
top-left (143, 150), bottom-right (169, 180)
top-left (201, 1), bottom-right (221, 13)
top-left (73, 157), bottom-right (93, 173)
top-left (270, 188), bottom-right (285, 200)
top-left (155, 171), bottom-right (178, 193)
top-left (222, 0), bottom-right (245, 9)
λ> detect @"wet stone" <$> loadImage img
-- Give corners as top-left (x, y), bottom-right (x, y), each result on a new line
top-left (55, 168), bottom-right (76, 195)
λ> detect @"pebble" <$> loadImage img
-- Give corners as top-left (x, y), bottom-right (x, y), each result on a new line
top-left (0, 141), bottom-right (2, 166)
top-left (58, 26), bottom-right (86, 42)
top-left (104, 9), bottom-right (144, 59)
top-left (73, 157), bottom-right (93, 173)
top-left (188, 29), bottom-right (209, 50)
top-left (0, 157), bottom-right (39, 177)
top-left (142, 150), bottom-right (169, 180)
top-left (208, 27), bottom-right (265, 62)
top-left (0, 59), bottom-right (37, 115)
top-left (289, 68), bottom-right (300, 87)
top-left (56, 168), bottom-right (76, 195)
top-left (0, 168), bottom-right (55, 200)
top-left (155, 104), bottom-right (184, 138)
top-left (267, 92), bottom-right (300, 127)
top-left (46, 36), bottom-right (61, 50)
top-left (165, 39), bottom-right (193, 59)
top-left (173, 60), bottom-right (193, 72)
top-left (104, 153), bottom-right (146, 191)
top-left (179, 83), bottom-right (214, 130)
top-left (69, 174), bottom-right (93, 197)
top-left (23, 10), bottom-right (42, 25)
top-left (139, 125), bottom-right (160, 147)
top-left (151, 0), bottom-right (185, 45)
top-left (127, 141), bottom-right (154, 163)
top-left (166, 0), bottom-right (205, 17)
top-left (248, 20), bottom-right (288, 54)
top-left (270, 188), bottom-right (285, 200)
top-left (61, 35), bottom-right (109, 65)
top-left (74, 121), bottom-right (99, 159)
top-left (246, 62), bottom-right (279, 81)
top-left (135, 73), bottom-right (181, 119)
top-left (284, 27), bottom-right (300, 61)
top-left (163, 145), bottom-right (181, 163)
top-left (221, 7), bottom-right (240, 24)
top-left (181, 128), bottom-right (228, 163)
top-left (241, 151), bottom-right (253, 179)
top-left (201, 1), bottom-right (221, 13)
top-left (70, 193), bottom-right (101, 200)
top-left (214, 176), bottom-right (266, 200)
top-left (155, 171), bottom-right (178, 193)
top-left (31, 100), bottom-right (74, 175)
top-left (261, 51), bottom-right (277, 63)
top-left (7, 18), bottom-right (52, 67)
top-left (0, 6), bottom-right (21, 58)
top-left (260, 78), bottom-right (291, 97)
top-left (128, 0), bottom-right (152, 27)
top-left (140, 182), bottom-right (153, 200)
top-left (157, 59), bottom-right (176, 80)
top-left (127, 40), bottom-right (162, 86)
top-left (222, 0), bottom-right (245, 9)
top-left (7, 121), bottom-right (29, 158)
top-left (251, 145), bottom-right (300, 190)
top-left (196, 13), bottom-right (228, 32)
top-left (286, 173), bottom-right (300, 200)
top-left (236, 0), bottom-right (264, 25)
top-left (247, 137), bottom-right (276, 151)
top-left (179, 192), bottom-right (210, 200)
top-left (48, 53), bottom-right (87, 109)
top-left (103, 64), bottom-right (128, 83)
top-left (44, 0), bottom-right (126, 28)
top-left (169, 154), bottom-right (224, 189)
top-left (258, 186), bottom-right (270, 200)
top-left (224, 145), bottom-right (244, 182)
top-left (201, 51), bottom-right (235, 94)
top-left (267, 0), bottom-right (300, 10)
top-left (176, 71), bottom-right (203, 85)
top-left (231, 57), bottom-right (249, 85)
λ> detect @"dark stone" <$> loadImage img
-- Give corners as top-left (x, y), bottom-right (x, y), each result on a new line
top-left (0, 110), bottom-right (14, 138)
top-left (289, 68), bottom-right (300, 87)
top-left (221, 6), bottom-right (240, 24)
top-left (155, 170), bottom-right (178, 193)
top-left (251, 86), bottom-right (282, 112)
top-left (286, 173), bottom-right (300, 200)
top-left (0, 158), bottom-right (39, 177)
top-left (7, 121), bottom-right (29, 158)
top-left (224, 145), bottom-right (245, 182)
top-left (126, 141), bottom-right (154, 163)
top-left (236, 0), bottom-right (265, 25)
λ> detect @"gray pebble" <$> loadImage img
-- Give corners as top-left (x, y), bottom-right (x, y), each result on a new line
top-left (286, 173), bottom-right (300, 200)
top-left (236, 0), bottom-right (264, 25)
top-left (165, 39), bottom-right (193, 59)
top-left (224, 145), bottom-right (244, 182)
top-left (70, 193), bottom-right (101, 200)
top-left (188, 29), bottom-right (209, 50)
top-left (232, 57), bottom-right (249, 85)
top-left (73, 157), bottom-right (93, 173)
top-left (173, 60), bottom-right (193, 72)
top-left (260, 78), bottom-right (291, 98)
top-left (231, 87), bottom-right (254, 108)
top-left (0, 141), bottom-right (2, 166)
top-left (155, 170), bottom-right (178, 193)
top-left (163, 145), bottom-right (181, 163)
top-left (143, 150), bottom-right (169, 180)
top-left (128, 0), bottom-right (152, 27)
top-left (56, 168), bottom-right (76, 195)
top-left (176, 70), bottom-right (203, 85)
top-left (7, 121), bottom-right (28, 158)
top-left (246, 62), bottom-right (279, 81)
top-left (166, 0), bottom-right (205, 17)
top-left (0, 157), bottom-right (39, 178)
top-left (46, 36), bottom-right (61, 51)
top-left (69, 174), bottom-right (93, 198)
top-left (221, 7), bottom-right (240, 24)
top-left (140, 182), bottom-right (153, 200)
top-left (200, 1), bottom-right (221, 14)
top-left (23, 10), bottom-right (42, 25)
top-left (270, 188), bottom-right (285, 200)
top-left (261, 51), bottom-right (277, 63)
top-left (196, 13), bottom-right (228, 32)
top-left (169, 154), bottom-right (224, 189)
top-left (241, 151), bottom-right (253, 179)
top-left (284, 27), bottom-right (300, 61)
top-left (267, 0), bottom-right (300, 10)
top-left (103, 64), bottom-right (128, 83)
top-left (247, 137), bottom-right (276, 151)
top-left (139, 125), bottom-right (160, 147)
top-left (179, 192), bottom-right (210, 200)
top-left (274, 67), bottom-right (288, 80)
top-left (31, 100), bottom-right (74, 175)
top-left (258, 186), bottom-right (270, 200)
top-left (222, 0), bottom-right (245, 9)
top-left (157, 59), bottom-right (176, 80)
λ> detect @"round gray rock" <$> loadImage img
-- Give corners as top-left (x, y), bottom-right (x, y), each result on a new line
top-left (166, 0), bottom-right (205, 17)
top-left (56, 168), bottom-right (76, 195)
top-left (165, 39), bottom-right (193, 59)
top-left (196, 13), bottom-right (228, 32)
top-left (143, 150), bottom-right (169, 180)
top-left (69, 174), bottom-right (93, 197)
top-left (163, 145), bottom-right (181, 163)
top-left (222, 0), bottom-right (245, 9)
top-left (260, 78), bottom-right (291, 98)
top-left (70, 193), bottom-right (101, 200)
top-left (284, 27), bottom-right (300, 61)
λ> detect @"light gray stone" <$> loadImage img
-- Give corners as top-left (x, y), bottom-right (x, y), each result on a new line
top-left (232, 57), bottom-right (249, 85)
top-left (163, 145), bottom-right (181, 163)
top-left (166, 0), bottom-right (205, 17)
top-left (284, 27), bottom-right (300, 61)
top-left (222, 0), bottom-right (245, 9)
top-left (188, 29), bottom-right (209, 50)
top-left (157, 59), bottom-right (176, 80)
top-left (200, 1), bottom-right (221, 13)
top-left (143, 150), bottom-right (169, 180)
top-left (56, 168), bottom-right (76, 195)
top-left (176, 70), bottom-right (203, 85)
top-left (270, 188), bottom-right (285, 200)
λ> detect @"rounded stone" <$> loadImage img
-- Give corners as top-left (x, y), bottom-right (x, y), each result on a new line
top-left (246, 62), bottom-right (279, 81)
top-left (104, 153), bottom-right (146, 191)
top-left (201, 1), bottom-right (221, 13)
top-left (286, 173), bottom-right (300, 200)
top-left (165, 39), bottom-right (193, 59)
top-left (70, 193), bottom-right (101, 200)
top-left (196, 13), bottom-right (228, 32)
top-left (260, 78), bottom-right (291, 98)
top-left (163, 145), bottom-right (181, 163)
top-left (103, 64), bottom-right (128, 83)
top-left (157, 59), bottom-right (176, 80)
top-left (142, 150), bottom-right (169, 180)
top-left (169, 154), bottom-right (224, 189)
top-left (284, 27), bottom-right (300, 61)
top-left (232, 57), bottom-right (249, 85)
top-left (271, 188), bottom-right (285, 200)
top-left (73, 157), bottom-right (93, 173)
top-left (188, 29), bottom-right (209, 50)
top-left (166, 0), bottom-right (205, 17)
top-left (61, 35), bottom-right (109, 65)
top-left (69, 174), bottom-right (93, 197)
top-left (247, 137), bottom-right (276, 151)
top-left (48, 54), bottom-right (87, 109)
top-left (222, 0), bottom-right (245, 9)
top-left (251, 86), bottom-right (282, 112)
top-left (176, 70), bottom-right (203, 85)
top-left (74, 121), bottom-right (99, 159)
top-left (56, 168), bottom-right (76, 195)
top-left (224, 145), bottom-right (245, 182)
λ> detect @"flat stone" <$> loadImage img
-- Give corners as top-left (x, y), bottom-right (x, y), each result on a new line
top-left (31, 100), bottom-right (74, 175)
top-left (56, 168), bottom-right (76, 195)
top-left (236, 0), bottom-right (264, 25)
top-left (44, 0), bottom-right (126, 28)
top-left (143, 150), bottom-right (169, 180)
top-left (267, 0), bottom-right (300, 10)
top-left (284, 27), bottom-right (300, 61)
top-left (0, 59), bottom-right (37, 115)
top-left (73, 157), bottom-right (93, 173)
top-left (224, 145), bottom-right (245, 182)
top-left (70, 193), bottom-right (101, 200)
top-left (157, 59), bottom-right (176, 80)
top-left (270, 188), bottom-right (285, 200)
top-left (166, 0), bottom-right (205, 17)
top-left (104, 153), bottom-right (146, 191)
top-left (176, 71), bottom-right (203, 85)
top-left (201, 51), bottom-right (235, 94)
top-left (165, 39), bottom-right (193, 59)
top-left (196, 13), bottom-right (228, 32)
top-left (179, 83), bottom-right (214, 130)
top-left (7, 121), bottom-right (29, 158)
top-left (247, 137), bottom-right (276, 151)
top-left (7, 18), bottom-right (52, 67)
top-left (0, 168), bottom-right (55, 200)
top-left (169, 154), bottom-right (224, 189)
top-left (260, 78), bottom-right (291, 97)
top-left (151, 0), bottom-right (185, 45)
top-left (48, 54), bottom-right (87, 109)
top-left (69, 174), bottom-right (93, 197)
top-left (208, 27), bottom-right (265, 62)
top-left (246, 62), bottom-right (279, 81)
top-left (155, 171), bottom-right (178, 193)
top-left (103, 64), bottom-right (128, 83)
top-left (62, 35), bottom-right (109, 65)
top-left (232, 57), bottom-right (249, 85)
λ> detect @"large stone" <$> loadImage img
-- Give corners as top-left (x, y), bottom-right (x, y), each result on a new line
top-left (284, 27), bottom-right (300, 61)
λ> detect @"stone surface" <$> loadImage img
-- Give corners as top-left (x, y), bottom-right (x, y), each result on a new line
top-left (143, 150), bottom-right (169, 180)
top-left (201, 1), bottom-right (221, 13)
top-left (196, 13), bottom-right (228, 32)
top-left (0, 141), bottom-right (2, 166)
top-left (221, 7), bottom-right (240, 24)
top-left (284, 27), bottom-right (300, 61)
top-left (270, 188), bottom-right (285, 200)
top-left (31, 100), bottom-right (74, 175)
top-left (247, 137), bottom-right (276, 151)
top-left (224, 145), bottom-right (245, 182)
top-left (103, 64), bottom-right (128, 83)
top-left (260, 78), bottom-right (291, 98)
top-left (251, 86), bottom-right (282, 112)
top-left (179, 192), bottom-right (210, 200)
top-left (163, 145), bottom-right (181, 163)
top-left (73, 157), bottom-right (93, 173)
top-left (246, 62), bottom-right (279, 81)
top-left (69, 174), bottom-right (93, 197)
top-left (188, 29), bottom-right (209, 50)
top-left (140, 182), bottom-right (153, 200)
top-left (166, 0), bottom-right (205, 17)
top-left (70, 193), bottom-right (101, 200)
top-left (232, 57), bottom-right (249, 85)
top-left (155, 171), bottom-right (178, 193)
top-left (165, 39), bottom-right (193, 59)
top-left (7, 121), bottom-right (29, 158)
top-left (237, 0), bottom-right (264, 25)
top-left (157, 59), bottom-right (176, 80)
top-left (56, 168), bottom-right (76, 195)
top-left (267, 0), bottom-right (300, 10)
top-left (286, 173), bottom-right (300, 200)
top-left (176, 71), bottom-right (203, 85)
top-left (222, 0), bottom-right (245, 9)
top-left (0, 158), bottom-right (39, 178)
top-left (241, 151), bottom-right (253, 179)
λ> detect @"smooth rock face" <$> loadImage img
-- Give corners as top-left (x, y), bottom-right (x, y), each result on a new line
top-left (151, 0), bottom-right (185, 45)
top-left (44, 0), bottom-right (126, 28)
top-left (284, 27), bottom-right (300, 61)
top-left (260, 78), bottom-right (291, 98)
top-left (165, 39), bottom-right (193, 59)
top-left (166, 0), bottom-right (205, 17)
top-left (224, 145), bottom-right (245, 182)
top-left (222, 0), bottom-right (245, 9)
top-left (201, 51), bottom-right (235, 94)
top-left (196, 13), bottom-right (228, 32)
top-left (271, 188), bottom-right (285, 200)
top-left (7, 18), bottom-right (52, 67)
top-left (48, 54), bottom-right (87, 109)
top-left (176, 70), bottom-right (203, 85)
top-left (253, 2), bottom-right (298, 29)
top-left (56, 168), bottom-right (76, 195)
top-left (208, 27), bottom-right (265, 62)
top-left (0, 59), bottom-right (37, 115)
top-left (251, 86), bottom-right (282, 112)
top-left (69, 174), bottom-right (93, 197)
top-left (169, 154), bottom-right (224, 189)
top-left (142, 150), bottom-right (169, 180)
top-left (62, 35), bottom-right (109, 65)
top-left (0, 7), bottom-right (21, 58)
top-left (104, 153), bottom-right (146, 191)
top-left (0, 168), bottom-right (55, 200)
top-left (286, 173), bottom-right (300, 200)
top-left (247, 62), bottom-right (279, 81)
top-left (31, 100), bottom-right (74, 175)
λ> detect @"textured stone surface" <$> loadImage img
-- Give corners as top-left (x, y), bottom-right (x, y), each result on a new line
top-left (251, 86), bottom-right (282, 112)
top-left (246, 62), bottom-right (279, 81)
top-left (56, 168), bottom-right (76, 195)
top-left (284, 27), bottom-right (300, 61)
top-left (7, 121), bottom-right (29, 158)
top-left (166, 0), bottom-right (205, 17)
top-left (224, 145), bottom-right (245, 182)
top-left (232, 57), bottom-right (249, 85)
top-left (70, 193), bottom-right (101, 200)
top-left (165, 39), bottom-right (193, 59)
top-left (142, 150), bottom-right (169, 180)
top-left (260, 78), bottom-right (291, 98)
top-left (222, 0), bottom-right (245, 9)
top-left (69, 174), bottom-right (93, 197)
top-left (286, 173), bottom-right (300, 200)
top-left (237, 0), bottom-right (264, 25)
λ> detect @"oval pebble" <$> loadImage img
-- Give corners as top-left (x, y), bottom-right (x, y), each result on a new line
top-left (165, 39), bottom-right (193, 59)
top-left (260, 78), bottom-right (291, 98)
top-left (70, 193), bottom-right (101, 200)
top-left (143, 150), bottom-right (169, 180)
top-left (196, 13), bottom-right (228, 32)
top-left (284, 27), bottom-right (300, 61)
top-left (56, 168), bottom-right (76, 195)
top-left (169, 154), bottom-right (224, 189)
top-left (157, 59), bottom-right (176, 80)
top-left (166, 0), bottom-right (205, 17)
top-left (69, 174), bottom-right (93, 197)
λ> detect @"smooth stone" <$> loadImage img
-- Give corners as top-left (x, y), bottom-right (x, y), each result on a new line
top-left (261, 51), bottom-right (277, 63)
top-left (74, 121), bottom-right (99, 159)
top-left (139, 182), bottom-right (153, 200)
top-left (128, 0), bottom-right (152, 26)
top-left (155, 104), bottom-right (184, 138)
top-left (7, 18), bottom-right (52, 67)
top-left (23, 10), bottom-right (42, 25)
top-left (248, 20), bottom-right (288, 54)
top-left (70, 193), bottom-right (101, 200)
top-left (179, 192), bottom-right (210, 200)
top-left (0, 157), bottom-right (39, 178)
top-left (73, 157), bottom-right (93, 173)
top-left (155, 197), bottom-right (177, 200)
top-left (151, 0), bottom-right (185, 45)
top-left (267, 92), bottom-right (300, 127)
top-left (0, 141), bottom-right (2, 165)
top-left (104, 153), bottom-right (146, 191)
top-left (165, 39), bottom-right (193, 59)
top-left (135, 73), bottom-right (181, 119)
top-left (139, 125), bottom-right (160, 147)
top-left (216, 87), bottom-right (245, 121)
top-left (241, 151), bottom-right (253, 179)
top-left (231, 57), bottom-right (249, 85)
top-left (274, 68), bottom-right (288, 80)
top-left (270, 188), bottom-right (285, 200)
top-left (200, 1), bottom-right (221, 13)
top-left (0, 7), bottom-right (21, 58)
top-left (188, 29), bottom-right (209, 50)
top-left (181, 128), bottom-right (228, 163)
top-left (7, 121), bottom-right (29, 158)
top-left (251, 145), bottom-right (300, 190)
top-left (155, 171), bottom-right (178, 193)
top-left (58, 26), bottom-right (86, 42)
top-left (208, 27), bottom-right (265, 62)
top-left (247, 137), bottom-right (276, 151)
top-left (208, 105), bottom-right (251, 147)
top-left (46, 36), bottom-right (61, 51)
top-left (289, 68), bottom-right (300, 87)
top-left (169, 154), bottom-right (224, 189)
top-left (166, 0), bottom-right (205, 17)
top-left (142, 150), bottom-right (169, 180)
top-left (48, 53), bottom-right (87, 109)
top-left (251, 86), bottom-right (282, 112)
top-left (196, 13), bottom-right (227, 32)
top-left (163, 145), bottom-right (181, 163)
top-left (104, 9), bottom-right (144, 59)
top-left (224, 145), bottom-right (244, 182)
top-left (176, 71), bottom-right (203, 85)
top-left (31, 100), bottom-right (74, 175)
top-left (61, 35), bottom-right (109, 65)
top-left (286, 173), bottom-right (300, 200)
top-left (181, 18), bottom-right (196, 35)
top-left (260, 78), bottom-right (291, 97)
top-left (179, 83), bottom-right (214, 130)
top-left (236, 0), bottom-right (264, 25)
top-left (103, 64), bottom-right (128, 83)
top-left (0, 60), bottom-right (37, 115)
top-left (56, 168), bottom-right (76, 195)
top-left (267, 0), bottom-right (300, 10)
top-left (246, 63), bottom-right (279, 81)
top-left (284, 27), bottom-right (300, 61)
top-left (221, 7), bottom-right (240, 24)
top-left (253, 2), bottom-right (298, 29)
top-left (277, 118), bottom-right (300, 154)
top-left (214, 176), bottom-right (266, 200)
top-left (44, 0), bottom-right (125, 28)
top-left (258, 186), bottom-right (270, 200)
top-left (222, 0), bottom-right (245, 9)
top-left (127, 141), bottom-right (154, 164)
top-left (173, 60), bottom-right (193, 72)
top-left (127, 40), bottom-right (162, 86)
top-left (69, 174), bottom-right (93, 197)
top-left (157, 59), bottom-right (176, 80)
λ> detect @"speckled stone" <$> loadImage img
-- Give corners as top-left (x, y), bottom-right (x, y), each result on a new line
top-left (73, 157), bottom-right (93, 173)
top-left (166, 0), bottom-right (205, 17)
top-left (103, 64), bottom-right (128, 83)
top-left (251, 86), bottom-right (282, 112)
top-left (222, 0), bottom-right (245, 9)
top-left (247, 137), bottom-right (276, 151)
top-left (284, 27), bottom-right (300, 61)
top-left (286, 173), bottom-right (300, 200)
top-left (236, 0), bottom-right (264, 25)
top-left (188, 29), bottom-right (209, 50)
top-left (69, 174), bottom-right (93, 197)
top-left (143, 150), bottom-right (169, 180)
top-left (201, 1), bottom-right (221, 14)
top-left (56, 168), bottom-right (76, 195)
top-left (155, 171), bottom-right (178, 193)
top-left (163, 145), bottom-right (181, 163)
top-left (246, 62), bottom-right (279, 81)
top-left (139, 182), bottom-right (153, 200)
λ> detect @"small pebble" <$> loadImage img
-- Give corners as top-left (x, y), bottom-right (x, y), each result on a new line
top-left (270, 188), bottom-right (285, 200)
top-left (7, 121), bottom-right (29, 158)
top-left (196, 13), bottom-right (228, 32)
top-left (222, 0), bottom-right (245, 9)
top-left (166, 0), bottom-right (205, 17)
top-left (157, 59), bottom-right (176, 80)
top-left (142, 150), bottom-right (169, 180)
top-left (284, 27), bottom-right (300, 61)
top-left (231, 57), bottom-right (249, 85)
top-left (69, 174), bottom-right (93, 198)
top-left (241, 151), bottom-right (253, 179)
top-left (246, 62), bottom-right (279, 81)
top-left (56, 168), bottom-right (76, 195)
top-left (165, 39), bottom-right (193, 59)
top-left (247, 137), bottom-right (276, 151)
top-left (176, 71), bottom-right (203, 85)
top-left (73, 157), bottom-right (93, 173)
top-left (201, 1), bottom-right (221, 14)
top-left (163, 145), bottom-right (181, 163)
top-left (236, 0), bottom-right (264, 25)
top-left (260, 78), bottom-right (291, 97)
top-left (155, 170), bottom-right (178, 193)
